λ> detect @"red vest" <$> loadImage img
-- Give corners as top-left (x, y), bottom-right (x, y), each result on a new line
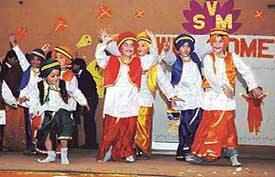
top-left (103, 56), bottom-right (142, 88)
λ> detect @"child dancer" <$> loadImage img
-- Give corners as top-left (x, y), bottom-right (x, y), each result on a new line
top-left (163, 34), bottom-right (203, 161)
top-left (188, 27), bottom-right (262, 167)
top-left (21, 59), bottom-right (88, 165)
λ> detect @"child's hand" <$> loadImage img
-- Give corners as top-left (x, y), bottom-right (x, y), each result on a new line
top-left (222, 84), bottom-right (234, 99)
top-left (17, 96), bottom-right (29, 104)
top-left (239, 92), bottom-right (244, 96)
top-left (170, 96), bottom-right (185, 103)
top-left (145, 29), bottom-right (155, 40)
top-left (163, 39), bottom-right (172, 53)
top-left (99, 28), bottom-right (112, 44)
top-left (9, 33), bottom-right (17, 47)
top-left (84, 104), bottom-right (90, 111)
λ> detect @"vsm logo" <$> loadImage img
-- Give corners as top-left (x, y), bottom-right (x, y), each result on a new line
top-left (182, 0), bottom-right (242, 34)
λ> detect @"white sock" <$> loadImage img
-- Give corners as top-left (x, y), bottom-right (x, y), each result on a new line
top-left (230, 154), bottom-right (242, 167)
top-left (61, 148), bottom-right (69, 165)
top-left (37, 151), bottom-right (56, 163)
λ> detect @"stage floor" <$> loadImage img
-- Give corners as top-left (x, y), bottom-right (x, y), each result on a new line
top-left (0, 147), bottom-right (275, 177)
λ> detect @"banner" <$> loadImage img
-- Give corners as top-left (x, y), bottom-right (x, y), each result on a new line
top-left (152, 34), bottom-right (275, 148)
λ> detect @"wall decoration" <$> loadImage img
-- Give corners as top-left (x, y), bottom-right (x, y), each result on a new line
top-left (16, 27), bottom-right (28, 41)
top-left (96, 5), bottom-right (112, 20)
top-left (182, 0), bottom-right (242, 34)
top-left (255, 10), bottom-right (265, 22)
top-left (54, 17), bottom-right (69, 32)
top-left (76, 34), bottom-right (92, 49)
top-left (134, 9), bottom-right (145, 18)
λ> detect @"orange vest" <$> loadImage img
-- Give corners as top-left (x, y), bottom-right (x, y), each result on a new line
top-left (62, 70), bottom-right (75, 82)
top-left (103, 56), bottom-right (142, 88)
top-left (202, 52), bottom-right (236, 88)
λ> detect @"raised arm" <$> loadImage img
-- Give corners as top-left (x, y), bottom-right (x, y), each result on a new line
top-left (9, 33), bottom-right (30, 72)
top-left (95, 28), bottom-right (113, 69)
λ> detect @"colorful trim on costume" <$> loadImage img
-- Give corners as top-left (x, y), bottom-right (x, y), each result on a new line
top-left (137, 37), bottom-right (151, 44)
top-left (31, 51), bottom-right (46, 59)
top-left (117, 37), bottom-right (137, 48)
top-left (210, 29), bottom-right (229, 36)
top-left (40, 61), bottom-right (60, 71)
top-left (175, 36), bottom-right (194, 44)
top-left (53, 47), bottom-right (73, 60)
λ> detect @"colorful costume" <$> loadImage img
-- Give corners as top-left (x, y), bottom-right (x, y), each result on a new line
top-left (13, 45), bottom-right (45, 154)
top-left (96, 32), bottom-right (157, 162)
top-left (164, 34), bottom-right (203, 160)
top-left (241, 94), bottom-right (267, 135)
top-left (191, 29), bottom-right (258, 163)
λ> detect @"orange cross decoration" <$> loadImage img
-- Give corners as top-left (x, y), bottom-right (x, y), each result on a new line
top-left (134, 9), bottom-right (145, 18)
top-left (96, 5), bottom-right (112, 20)
top-left (16, 27), bottom-right (28, 41)
top-left (255, 10), bottom-right (264, 22)
top-left (54, 17), bottom-right (69, 32)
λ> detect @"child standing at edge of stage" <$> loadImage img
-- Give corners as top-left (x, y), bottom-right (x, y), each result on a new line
top-left (20, 59), bottom-right (88, 165)
top-left (162, 33), bottom-right (203, 161)
top-left (0, 70), bottom-right (17, 151)
top-left (9, 33), bottom-right (46, 155)
top-left (187, 27), bottom-right (262, 167)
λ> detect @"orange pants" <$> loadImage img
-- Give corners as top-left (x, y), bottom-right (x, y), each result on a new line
top-left (97, 115), bottom-right (137, 161)
top-left (191, 110), bottom-right (238, 160)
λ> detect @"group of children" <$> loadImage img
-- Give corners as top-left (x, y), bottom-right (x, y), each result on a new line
top-left (0, 27), bottom-right (263, 167)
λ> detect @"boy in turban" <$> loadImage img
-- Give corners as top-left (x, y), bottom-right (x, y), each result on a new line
top-left (162, 33), bottom-right (203, 161)
top-left (9, 33), bottom-right (45, 155)
top-left (20, 59), bottom-right (88, 165)
top-left (189, 28), bottom-right (262, 167)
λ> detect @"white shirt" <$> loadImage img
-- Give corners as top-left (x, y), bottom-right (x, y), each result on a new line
top-left (0, 81), bottom-right (17, 125)
top-left (61, 70), bottom-right (79, 111)
top-left (12, 45), bottom-right (42, 108)
top-left (202, 53), bottom-right (258, 110)
top-left (172, 61), bottom-right (203, 110)
top-left (164, 51), bottom-right (203, 110)
top-left (26, 80), bottom-right (87, 116)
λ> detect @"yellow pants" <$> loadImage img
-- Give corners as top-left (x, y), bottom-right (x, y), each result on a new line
top-left (135, 106), bottom-right (153, 156)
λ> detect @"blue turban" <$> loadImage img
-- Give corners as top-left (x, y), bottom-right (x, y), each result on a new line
top-left (39, 59), bottom-right (61, 78)
top-left (173, 34), bottom-right (195, 52)
top-left (27, 48), bottom-right (46, 63)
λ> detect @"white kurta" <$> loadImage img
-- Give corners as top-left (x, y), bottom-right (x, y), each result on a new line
top-left (0, 81), bottom-right (17, 125)
top-left (202, 53), bottom-right (258, 111)
top-left (12, 45), bottom-right (42, 108)
top-left (25, 80), bottom-right (87, 116)
top-left (95, 43), bottom-right (157, 118)
top-left (172, 61), bottom-right (203, 110)
top-left (164, 51), bottom-right (203, 110)
top-left (60, 70), bottom-right (79, 111)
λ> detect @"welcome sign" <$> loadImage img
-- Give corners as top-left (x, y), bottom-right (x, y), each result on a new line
top-left (182, 0), bottom-right (242, 34)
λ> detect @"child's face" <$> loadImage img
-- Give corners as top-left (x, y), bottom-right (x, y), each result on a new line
top-left (31, 57), bottom-right (41, 69)
top-left (178, 42), bottom-right (191, 57)
top-left (72, 64), bottom-right (81, 73)
top-left (211, 35), bottom-right (225, 54)
top-left (55, 52), bottom-right (68, 68)
top-left (119, 40), bottom-right (135, 57)
top-left (7, 56), bottom-right (18, 66)
top-left (46, 69), bottom-right (60, 85)
top-left (137, 41), bottom-right (150, 57)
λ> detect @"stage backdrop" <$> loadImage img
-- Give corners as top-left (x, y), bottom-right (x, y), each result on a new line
top-left (152, 34), bottom-right (275, 150)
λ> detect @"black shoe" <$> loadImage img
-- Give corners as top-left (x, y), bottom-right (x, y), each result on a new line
top-left (136, 152), bottom-right (150, 160)
top-left (24, 149), bottom-right (37, 155)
